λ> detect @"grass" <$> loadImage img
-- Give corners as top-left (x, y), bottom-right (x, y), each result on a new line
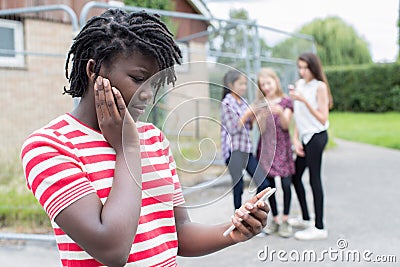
top-left (329, 112), bottom-right (400, 150)
top-left (0, 152), bottom-right (51, 232)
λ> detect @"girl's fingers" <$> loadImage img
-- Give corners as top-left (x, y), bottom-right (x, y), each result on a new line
top-left (231, 217), bottom-right (253, 238)
top-left (96, 77), bottom-right (111, 119)
top-left (101, 78), bottom-right (113, 119)
top-left (112, 87), bottom-right (126, 118)
top-left (233, 203), bottom-right (267, 238)
top-left (243, 202), bottom-right (267, 227)
top-left (94, 76), bottom-right (104, 120)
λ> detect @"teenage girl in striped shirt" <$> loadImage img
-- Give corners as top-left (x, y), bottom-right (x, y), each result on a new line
top-left (21, 9), bottom-right (271, 267)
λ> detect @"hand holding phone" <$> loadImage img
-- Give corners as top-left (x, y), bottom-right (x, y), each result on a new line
top-left (223, 188), bottom-right (276, 237)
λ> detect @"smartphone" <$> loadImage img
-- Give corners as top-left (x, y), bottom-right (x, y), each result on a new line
top-left (222, 188), bottom-right (277, 237)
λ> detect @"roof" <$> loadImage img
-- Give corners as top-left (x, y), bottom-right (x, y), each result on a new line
top-left (186, 0), bottom-right (213, 18)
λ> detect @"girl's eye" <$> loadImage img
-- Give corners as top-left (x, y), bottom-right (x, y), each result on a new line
top-left (131, 76), bottom-right (145, 83)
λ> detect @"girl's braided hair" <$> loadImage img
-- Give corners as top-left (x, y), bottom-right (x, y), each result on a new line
top-left (64, 8), bottom-right (182, 97)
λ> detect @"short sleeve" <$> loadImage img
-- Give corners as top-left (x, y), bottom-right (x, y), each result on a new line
top-left (21, 130), bottom-right (97, 221)
top-left (282, 96), bottom-right (294, 112)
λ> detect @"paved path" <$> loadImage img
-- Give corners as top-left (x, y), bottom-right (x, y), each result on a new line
top-left (1, 139), bottom-right (399, 266)
top-left (177, 139), bottom-right (400, 266)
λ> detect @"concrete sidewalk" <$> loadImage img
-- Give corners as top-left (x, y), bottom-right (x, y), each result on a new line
top-left (177, 139), bottom-right (400, 266)
top-left (1, 139), bottom-right (399, 266)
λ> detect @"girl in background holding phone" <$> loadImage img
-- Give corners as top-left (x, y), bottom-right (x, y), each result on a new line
top-left (220, 69), bottom-right (269, 210)
top-left (255, 68), bottom-right (295, 238)
top-left (289, 52), bottom-right (333, 241)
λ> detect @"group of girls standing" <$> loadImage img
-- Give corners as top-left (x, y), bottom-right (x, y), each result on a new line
top-left (221, 52), bottom-right (333, 241)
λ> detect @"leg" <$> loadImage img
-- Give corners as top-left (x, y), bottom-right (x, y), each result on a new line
top-left (226, 150), bottom-right (247, 210)
top-left (265, 176), bottom-right (278, 216)
top-left (292, 155), bottom-right (310, 221)
top-left (281, 175), bottom-right (292, 219)
top-left (304, 131), bottom-right (328, 229)
top-left (245, 153), bottom-right (269, 191)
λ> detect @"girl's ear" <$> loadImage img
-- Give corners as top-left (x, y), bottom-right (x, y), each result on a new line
top-left (86, 59), bottom-right (96, 81)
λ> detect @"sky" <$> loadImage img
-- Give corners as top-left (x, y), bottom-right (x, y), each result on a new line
top-left (204, 0), bottom-right (399, 63)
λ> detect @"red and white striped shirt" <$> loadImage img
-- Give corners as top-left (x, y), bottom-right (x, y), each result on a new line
top-left (21, 113), bottom-right (185, 267)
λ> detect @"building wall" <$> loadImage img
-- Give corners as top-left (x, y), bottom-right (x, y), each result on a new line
top-left (0, 19), bottom-right (73, 155)
top-left (172, 0), bottom-right (209, 42)
top-left (0, 0), bottom-right (108, 22)
top-left (163, 41), bottom-right (212, 138)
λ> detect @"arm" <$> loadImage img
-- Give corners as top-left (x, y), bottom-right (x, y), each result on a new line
top-left (175, 188), bottom-right (270, 257)
top-left (55, 77), bottom-right (142, 267)
top-left (240, 107), bottom-right (255, 126)
top-left (270, 104), bottom-right (292, 131)
top-left (255, 111), bottom-right (267, 135)
top-left (280, 107), bottom-right (292, 130)
top-left (290, 82), bottom-right (329, 124)
top-left (222, 103), bottom-right (253, 135)
top-left (292, 126), bottom-right (305, 157)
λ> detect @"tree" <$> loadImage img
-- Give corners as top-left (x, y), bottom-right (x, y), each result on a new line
top-left (398, 0), bottom-right (400, 61)
top-left (272, 16), bottom-right (372, 66)
top-left (124, 0), bottom-right (177, 34)
top-left (124, 0), bottom-right (174, 11)
top-left (209, 8), bottom-right (270, 69)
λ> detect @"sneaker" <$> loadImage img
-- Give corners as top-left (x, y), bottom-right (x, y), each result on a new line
top-left (294, 226), bottom-right (328, 241)
top-left (288, 217), bottom-right (313, 229)
top-left (264, 220), bottom-right (279, 234)
top-left (278, 221), bottom-right (292, 238)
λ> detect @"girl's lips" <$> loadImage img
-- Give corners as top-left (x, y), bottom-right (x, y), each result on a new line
top-left (131, 106), bottom-right (146, 114)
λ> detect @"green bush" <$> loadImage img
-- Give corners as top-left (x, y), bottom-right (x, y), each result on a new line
top-left (0, 153), bottom-right (51, 231)
top-left (0, 190), bottom-right (50, 229)
top-left (326, 63), bottom-right (400, 112)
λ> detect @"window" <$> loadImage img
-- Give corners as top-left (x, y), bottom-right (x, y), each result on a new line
top-left (0, 19), bottom-right (24, 68)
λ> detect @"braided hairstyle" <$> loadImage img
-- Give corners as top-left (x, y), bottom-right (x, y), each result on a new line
top-left (64, 8), bottom-right (182, 97)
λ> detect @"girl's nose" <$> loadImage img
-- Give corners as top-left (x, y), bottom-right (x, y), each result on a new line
top-left (139, 90), bottom-right (153, 101)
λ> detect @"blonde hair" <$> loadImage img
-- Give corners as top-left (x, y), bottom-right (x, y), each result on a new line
top-left (256, 67), bottom-right (284, 100)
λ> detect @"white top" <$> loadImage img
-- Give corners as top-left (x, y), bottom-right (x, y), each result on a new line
top-left (293, 79), bottom-right (329, 144)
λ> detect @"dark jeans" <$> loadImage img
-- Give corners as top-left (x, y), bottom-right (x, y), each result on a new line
top-left (257, 176), bottom-right (292, 217)
top-left (226, 150), bottom-right (268, 210)
top-left (292, 131), bottom-right (328, 229)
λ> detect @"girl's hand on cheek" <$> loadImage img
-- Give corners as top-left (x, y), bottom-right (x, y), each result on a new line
top-left (94, 76), bottom-right (138, 153)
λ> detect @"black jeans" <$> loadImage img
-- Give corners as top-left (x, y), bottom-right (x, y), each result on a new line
top-left (292, 131), bottom-right (328, 229)
top-left (226, 150), bottom-right (268, 210)
top-left (257, 176), bottom-right (292, 217)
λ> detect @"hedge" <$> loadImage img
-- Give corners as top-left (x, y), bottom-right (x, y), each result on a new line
top-left (325, 63), bottom-right (400, 112)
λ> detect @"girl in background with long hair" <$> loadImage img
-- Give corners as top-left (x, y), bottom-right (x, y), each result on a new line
top-left (221, 69), bottom-right (269, 210)
top-left (255, 68), bottom-right (295, 238)
top-left (289, 52), bottom-right (333, 240)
